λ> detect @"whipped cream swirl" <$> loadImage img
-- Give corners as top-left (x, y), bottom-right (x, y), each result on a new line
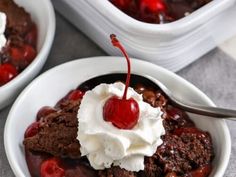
top-left (0, 12), bottom-right (6, 51)
top-left (77, 82), bottom-right (165, 172)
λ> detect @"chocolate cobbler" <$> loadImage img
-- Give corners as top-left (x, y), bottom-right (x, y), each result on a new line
top-left (0, 0), bottom-right (37, 86)
top-left (23, 34), bottom-right (214, 177)
top-left (23, 74), bottom-right (214, 177)
top-left (109, 0), bottom-right (212, 24)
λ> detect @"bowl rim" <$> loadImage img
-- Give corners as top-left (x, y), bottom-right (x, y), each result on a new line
top-left (4, 56), bottom-right (231, 177)
top-left (85, 0), bottom-right (236, 35)
top-left (0, 0), bottom-right (56, 92)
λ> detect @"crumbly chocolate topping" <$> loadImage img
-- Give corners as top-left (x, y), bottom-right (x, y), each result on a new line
top-left (24, 110), bottom-right (81, 159)
top-left (24, 84), bottom-right (214, 177)
top-left (0, 0), bottom-right (32, 35)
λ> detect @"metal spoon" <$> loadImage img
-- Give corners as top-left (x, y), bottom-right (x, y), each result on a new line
top-left (78, 73), bottom-right (236, 120)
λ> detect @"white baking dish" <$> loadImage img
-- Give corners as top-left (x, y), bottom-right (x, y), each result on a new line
top-left (53, 0), bottom-right (236, 71)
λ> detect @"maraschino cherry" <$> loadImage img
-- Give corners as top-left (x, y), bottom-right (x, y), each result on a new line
top-left (139, 0), bottom-right (166, 13)
top-left (103, 34), bottom-right (139, 129)
top-left (24, 122), bottom-right (40, 138)
top-left (36, 106), bottom-right (57, 121)
top-left (40, 158), bottom-right (65, 177)
top-left (0, 63), bottom-right (18, 86)
top-left (67, 90), bottom-right (84, 101)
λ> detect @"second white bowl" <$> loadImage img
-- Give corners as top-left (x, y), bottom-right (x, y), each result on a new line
top-left (0, 0), bottom-right (55, 109)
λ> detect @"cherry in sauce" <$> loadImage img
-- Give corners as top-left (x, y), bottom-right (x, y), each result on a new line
top-left (40, 158), bottom-right (65, 177)
top-left (109, 0), bottom-right (212, 24)
top-left (0, 63), bottom-right (18, 85)
top-left (0, 23), bottom-right (37, 86)
top-left (26, 151), bottom-right (97, 177)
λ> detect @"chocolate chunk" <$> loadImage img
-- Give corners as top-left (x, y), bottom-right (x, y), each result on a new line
top-left (24, 111), bottom-right (81, 158)
top-left (138, 157), bottom-right (163, 177)
top-left (156, 129), bottom-right (214, 175)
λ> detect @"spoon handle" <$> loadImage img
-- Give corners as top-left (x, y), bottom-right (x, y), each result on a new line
top-left (173, 99), bottom-right (236, 120)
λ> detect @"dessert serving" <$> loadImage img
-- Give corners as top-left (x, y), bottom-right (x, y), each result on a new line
top-left (109, 0), bottom-right (212, 24)
top-left (0, 0), bottom-right (37, 86)
top-left (23, 35), bottom-right (214, 177)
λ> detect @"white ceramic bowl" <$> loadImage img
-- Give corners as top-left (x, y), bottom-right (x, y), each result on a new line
top-left (0, 0), bottom-right (55, 109)
top-left (53, 0), bottom-right (236, 71)
top-left (4, 57), bottom-right (231, 177)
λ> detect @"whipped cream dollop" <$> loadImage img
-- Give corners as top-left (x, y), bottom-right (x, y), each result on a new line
top-left (77, 82), bottom-right (165, 172)
top-left (0, 12), bottom-right (6, 51)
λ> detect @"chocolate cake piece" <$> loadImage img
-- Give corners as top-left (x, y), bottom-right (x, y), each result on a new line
top-left (156, 129), bottom-right (214, 175)
top-left (56, 99), bottom-right (81, 114)
top-left (0, 0), bottom-right (32, 35)
top-left (98, 158), bottom-right (163, 177)
top-left (23, 111), bottom-right (81, 159)
top-left (98, 166), bottom-right (136, 177)
top-left (138, 157), bottom-right (163, 177)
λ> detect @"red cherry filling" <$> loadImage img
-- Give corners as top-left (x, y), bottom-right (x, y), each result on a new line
top-left (186, 164), bottom-right (212, 177)
top-left (25, 150), bottom-right (50, 177)
top-left (110, 0), bottom-right (132, 10)
top-left (0, 63), bottom-right (18, 86)
top-left (103, 34), bottom-right (139, 129)
top-left (139, 0), bottom-right (166, 13)
top-left (139, 0), bottom-right (167, 23)
top-left (24, 122), bottom-right (40, 138)
top-left (23, 44), bottom-right (37, 63)
top-left (104, 96), bottom-right (139, 129)
top-left (40, 158), bottom-right (65, 177)
top-left (67, 90), bottom-right (85, 101)
top-left (10, 44), bottom-right (36, 70)
top-left (166, 107), bottom-right (185, 120)
top-left (0, 16), bottom-right (37, 86)
top-left (36, 106), bottom-right (57, 121)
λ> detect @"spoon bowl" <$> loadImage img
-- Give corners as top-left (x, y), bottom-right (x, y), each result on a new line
top-left (78, 73), bottom-right (159, 90)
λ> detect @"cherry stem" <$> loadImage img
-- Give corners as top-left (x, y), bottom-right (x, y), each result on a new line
top-left (110, 34), bottom-right (130, 100)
